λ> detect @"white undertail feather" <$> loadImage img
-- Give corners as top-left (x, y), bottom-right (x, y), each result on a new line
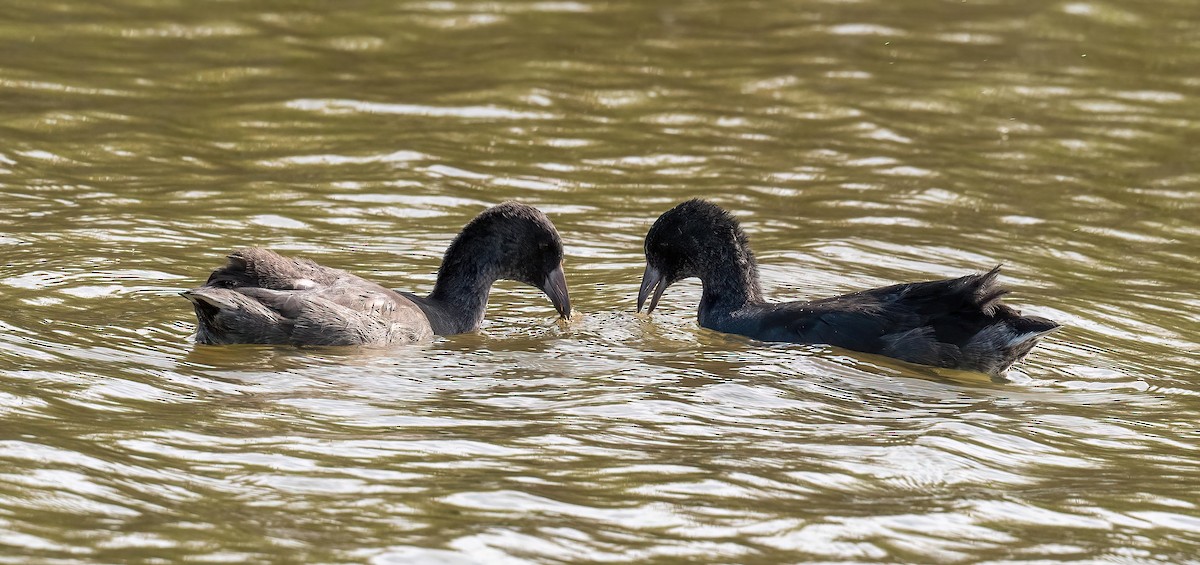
top-left (1008, 324), bottom-right (1062, 347)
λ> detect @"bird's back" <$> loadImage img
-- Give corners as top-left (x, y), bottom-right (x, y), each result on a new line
top-left (712, 267), bottom-right (1059, 375)
top-left (183, 248), bottom-right (433, 346)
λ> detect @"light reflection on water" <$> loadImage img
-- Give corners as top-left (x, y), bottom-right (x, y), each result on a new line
top-left (1, 0), bottom-right (1199, 562)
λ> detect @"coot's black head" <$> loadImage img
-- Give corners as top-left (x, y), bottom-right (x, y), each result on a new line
top-left (441, 201), bottom-right (571, 318)
top-left (638, 199), bottom-right (756, 313)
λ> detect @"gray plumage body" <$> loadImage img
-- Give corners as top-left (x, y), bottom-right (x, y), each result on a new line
top-left (185, 249), bottom-right (434, 346)
top-left (183, 202), bottom-right (571, 346)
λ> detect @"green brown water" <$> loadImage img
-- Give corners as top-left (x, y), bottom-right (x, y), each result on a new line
top-left (2, 0), bottom-right (1199, 562)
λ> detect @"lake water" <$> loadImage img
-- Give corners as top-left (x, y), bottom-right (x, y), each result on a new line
top-left (1, 0), bottom-right (1198, 562)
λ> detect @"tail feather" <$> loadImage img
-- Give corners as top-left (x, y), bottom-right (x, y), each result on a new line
top-left (962, 314), bottom-right (1061, 375)
top-left (967, 265), bottom-right (1009, 315)
top-left (181, 288), bottom-right (239, 311)
top-left (1010, 314), bottom-right (1060, 337)
top-left (904, 265), bottom-right (1008, 317)
top-left (1003, 318), bottom-right (1061, 359)
top-left (939, 267), bottom-right (1060, 375)
top-left (182, 286), bottom-right (292, 344)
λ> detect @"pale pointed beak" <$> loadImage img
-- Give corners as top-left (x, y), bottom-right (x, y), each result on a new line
top-left (542, 264), bottom-right (571, 319)
top-left (636, 264), bottom-right (667, 314)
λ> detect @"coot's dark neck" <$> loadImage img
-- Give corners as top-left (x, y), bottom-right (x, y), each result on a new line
top-left (696, 251), bottom-right (764, 321)
top-left (425, 243), bottom-right (501, 335)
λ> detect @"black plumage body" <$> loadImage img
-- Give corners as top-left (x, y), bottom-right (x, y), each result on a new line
top-left (639, 200), bottom-right (1059, 376)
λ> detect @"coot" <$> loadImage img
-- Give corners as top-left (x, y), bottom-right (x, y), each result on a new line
top-left (183, 202), bottom-right (571, 346)
top-left (637, 199), bottom-right (1059, 375)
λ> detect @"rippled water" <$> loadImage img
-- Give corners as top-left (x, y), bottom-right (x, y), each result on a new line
top-left (2, 0), bottom-right (1199, 562)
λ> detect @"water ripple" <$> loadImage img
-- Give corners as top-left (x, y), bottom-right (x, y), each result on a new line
top-left (1, 0), bottom-right (1198, 561)
top-left (286, 99), bottom-right (555, 120)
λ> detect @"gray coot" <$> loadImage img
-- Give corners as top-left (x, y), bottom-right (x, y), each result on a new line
top-left (183, 201), bottom-right (571, 346)
top-left (637, 199), bottom-right (1060, 376)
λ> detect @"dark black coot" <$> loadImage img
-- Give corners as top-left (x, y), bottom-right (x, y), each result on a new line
top-left (637, 199), bottom-right (1060, 376)
top-left (183, 202), bottom-right (571, 346)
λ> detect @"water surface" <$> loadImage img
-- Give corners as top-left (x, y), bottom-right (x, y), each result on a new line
top-left (2, 0), bottom-right (1199, 562)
